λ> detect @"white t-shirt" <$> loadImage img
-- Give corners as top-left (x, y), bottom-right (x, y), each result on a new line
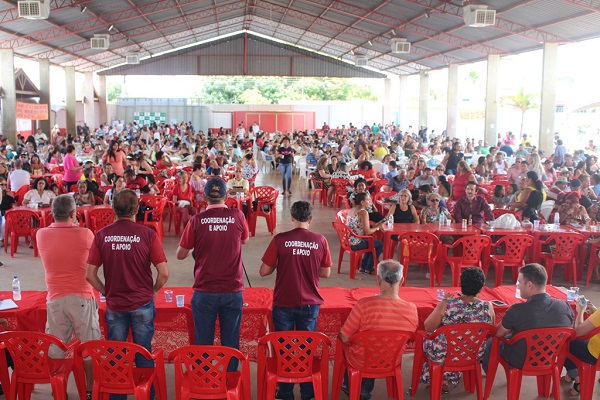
top-left (10, 169), bottom-right (31, 192)
top-left (24, 189), bottom-right (56, 205)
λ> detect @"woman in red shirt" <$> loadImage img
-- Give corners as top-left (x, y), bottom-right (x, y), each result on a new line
top-left (173, 170), bottom-right (196, 228)
top-left (451, 160), bottom-right (476, 200)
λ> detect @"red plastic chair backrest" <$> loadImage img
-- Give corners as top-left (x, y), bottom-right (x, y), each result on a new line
top-left (451, 235), bottom-right (491, 264)
top-left (370, 179), bottom-right (388, 193)
top-left (162, 179), bottom-right (176, 193)
top-left (252, 185), bottom-right (276, 201)
top-left (336, 209), bottom-right (349, 223)
top-left (491, 234), bottom-right (534, 263)
top-left (140, 195), bottom-right (167, 222)
top-left (224, 197), bottom-right (240, 209)
top-left (507, 328), bottom-right (575, 372)
top-left (331, 178), bottom-right (350, 195)
top-left (0, 331), bottom-right (73, 380)
top-left (309, 173), bottom-right (324, 189)
top-left (545, 232), bottom-right (585, 260)
top-left (399, 232), bottom-right (440, 263)
top-left (77, 340), bottom-right (155, 390)
top-left (89, 208), bottom-right (115, 232)
top-left (5, 209), bottom-right (42, 235)
top-left (345, 330), bottom-right (414, 372)
top-left (259, 331), bottom-right (330, 379)
top-left (492, 209), bottom-right (514, 219)
top-left (332, 221), bottom-right (352, 252)
top-left (14, 185), bottom-right (31, 206)
top-left (427, 323), bottom-right (495, 368)
top-left (168, 345), bottom-right (247, 396)
top-left (372, 191), bottom-right (395, 203)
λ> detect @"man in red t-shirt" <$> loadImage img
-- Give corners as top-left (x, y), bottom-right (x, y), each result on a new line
top-left (124, 169), bottom-right (150, 193)
top-left (86, 189), bottom-right (169, 400)
top-left (259, 201), bottom-right (332, 400)
top-left (176, 178), bottom-right (249, 370)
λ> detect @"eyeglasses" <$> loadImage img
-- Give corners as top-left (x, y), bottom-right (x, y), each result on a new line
top-left (429, 198), bottom-right (440, 202)
top-left (0, 183), bottom-right (6, 187)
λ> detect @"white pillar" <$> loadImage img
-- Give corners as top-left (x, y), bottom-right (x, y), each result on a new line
top-left (65, 66), bottom-right (76, 136)
top-left (98, 74), bottom-right (107, 128)
top-left (539, 43), bottom-right (558, 155)
top-left (398, 75), bottom-right (408, 130)
top-left (39, 59), bottom-right (51, 135)
top-left (0, 49), bottom-right (16, 146)
top-left (446, 64), bottom-right (459, 139)
top-left (485, 54), bottom-right (499, 147)
top-left (84, 71), bottom-right (95, 128)
top-left (419, 72), bottom-right (429, 130)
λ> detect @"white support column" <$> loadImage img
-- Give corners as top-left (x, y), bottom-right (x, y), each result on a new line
top-left (539, 43), bottom-right (558, 155)
top-left (39, 59), bottom-right (51, 135)
top-left (398, 75), bottom-right (408, 130)
top-left (485, 54), bottom-right (499, 147)
top-left (84, 71), bottom-right (95, 127)
top-left (65, 66), bottom-right (76, 136)
top-left (419, 71), bottom-right (429, 130)
top-left (0, 49), bottom-right (16, 146)
top-left (98, 74), bottom-right (107, 127)
top-left (383, 77), bottom-right (393, 125)
top-left (446, 64), bottom-right (459, 139)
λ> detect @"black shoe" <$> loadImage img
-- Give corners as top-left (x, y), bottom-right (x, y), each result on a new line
top-left (86, 391), bottom-right (92, 400)
top-left (275, 390), bottom-right (294, 400)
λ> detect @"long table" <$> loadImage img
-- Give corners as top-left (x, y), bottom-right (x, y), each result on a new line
top-left (0, 285), bottom-right (570, 360)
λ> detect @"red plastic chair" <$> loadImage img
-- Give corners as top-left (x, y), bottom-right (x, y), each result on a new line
top-left (566, 326), bottom-right (600, 400)
top-left (0, 331), bottom-right (80, 400)
top-left (331, 178), bottom-right (350, 208)
top-left (168, 345), bottom-right (250, 400)
top-left (249, 186), bottom-right (278, 236)
top-left (75, 340), bottom-right (167, 400)
top-left (484, 327), bottom-right (576, 400)
top-left (368, 179), bottom-right (388, 194)
top-left (398, 232), bottom-right (440, 287)
top-left (372, 191), bottom-right (395, 215)
top-left (332, 221), bottom-right (379, 279)
top-left (586, 242), bottom-right (600, 285)
top-left (308, 173), bottom-right (327, 206)
top-left (224, 197), bottom-right (241, 210)
top-left (410, 323), bottom-right (495, 400)
top-left (4, 209), bottom-right (43, 257)
top-left (539, 232), bottom-right (585, 287)
top-left (336, 209), bottom-right (349, 223)
top-left (51, 174), bottom-right (65, 194)
top-left (331, 331), bottom-right (414, 400)
top-left (247, 170), bottom-right (259, 187)
top-left (88, 207), bottom-right (115, 234)
top-left (257, 331), bottom-right (330, 400)
top-left (14, 185), bottom-right (30, 206)
top-left (139, 195), bottom-right (167, 241)
top-left (489, 234), bottom-right (534, 287)
top-left (443, 235), bottom-right (491, 287)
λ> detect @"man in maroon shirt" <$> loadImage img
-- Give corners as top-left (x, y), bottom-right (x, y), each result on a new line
top-left (259, 201), bottom-right (332, 400)
top-left (86, 189), bottom-right (169, 400)
top-left (176, 178), bottom-right (249, 370)
top-left (452, 181), bottom-right (494, 224)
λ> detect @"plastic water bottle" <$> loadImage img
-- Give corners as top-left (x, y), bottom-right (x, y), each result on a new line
top-left (387, 215), bottom-right (394, 230)
top-left (439, 212), bottom-right (446, 226)
top-left (12, 275), bottom-right (21, 301)
top-left (554, 212), bottom-right (560, 230)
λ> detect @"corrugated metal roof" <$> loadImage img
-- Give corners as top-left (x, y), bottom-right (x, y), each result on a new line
top-left (0, 0), bottom-right (598, 76)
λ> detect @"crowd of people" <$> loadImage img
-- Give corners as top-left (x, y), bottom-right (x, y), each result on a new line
top-left (3, 119), bottom-right (600, 398)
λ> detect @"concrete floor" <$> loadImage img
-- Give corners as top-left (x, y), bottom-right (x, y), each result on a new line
top-left (1, 169), bottom-right (599, 399)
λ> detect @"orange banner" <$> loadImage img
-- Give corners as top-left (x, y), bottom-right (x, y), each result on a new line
top-left (16, 102), bottom-right (48, 120)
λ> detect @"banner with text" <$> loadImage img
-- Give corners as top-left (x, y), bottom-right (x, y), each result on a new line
top-left (16, 102), bottom-right (48, 120)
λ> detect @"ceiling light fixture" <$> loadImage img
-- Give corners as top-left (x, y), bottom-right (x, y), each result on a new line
top-left (108, 25), bottom-right (114, 31)
top-left (368, 40), bottom-right (373, 46)
top-left (350, 49), bottom-right (354, 55)
top-left (391, 30), bottom-right (396, 36)
top-left (80, 6), bottom-right (87, 12)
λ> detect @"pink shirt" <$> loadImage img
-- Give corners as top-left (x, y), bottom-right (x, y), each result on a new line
top-left (36, 222), bottom-right (95, 301)
top-left (102, 150), bottom-right (126, 176)
top-left (62, 153), bottom-right (81, 182)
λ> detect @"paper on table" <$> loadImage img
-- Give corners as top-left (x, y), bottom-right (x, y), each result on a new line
top-left (0, 299), bottom-right (18, 310)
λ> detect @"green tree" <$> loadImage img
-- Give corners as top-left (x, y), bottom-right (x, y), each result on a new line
top-left (107, 82), bottom-right (122, 103)
top-left (503, 88), bottom-right (538, 135)
top-left (239, 88), bottom-right (271, 104)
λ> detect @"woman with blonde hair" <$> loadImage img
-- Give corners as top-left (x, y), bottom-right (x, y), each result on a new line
top-left (451, 160), bottom-right (476, 200)
top-left (315, 155), bottom-right (334, 204)
top-left (528, 153), bottom-right (545, 179)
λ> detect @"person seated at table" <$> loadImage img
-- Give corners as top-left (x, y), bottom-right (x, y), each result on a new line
top-left (154, 150), bottom-right (172, 171)
top-left (315, 155), bottom-right (334, 206)
top-left (22, 177), bottom-right (56, 207)
top-left (420, 267), bottom-right (494, 392)
top-left (490, 184), bottom-right (509, 207)
top-left (306, 146), bottom-right (320, 167)
top-left (48, 183), bottom-right (60, 197)
top-left (356, 160), bottom-right (378, 181)
top-left (451, 161), bottom-right (476, 200)
top-left (507, 171), bottom-right (546, 211)
top-left (73, 180), bottom-right (94, 206)
top-left (129, 152), bottom-right (154, 177)
top-left (81, 167), bottom-right (100, 196)
top-left (520, 190), bottom-right (544, 223)
top-left (348, 178), bottom-right (384, 223)
top-left (420, 192), bottom-right (453, 224)
top-left (346, 192), bottom-right (385, 274)
top-left (241, 153), bottom-right (259, 180)
top-left (551, 191), bottom-right (590, 226)
top-left (437, 174), bottom-right (451, 199)
top-left (383, 169), bottom-right (409, 192)
top-left (338, 259), bottom-right (418, 400)
top-left (0, 163), bottom-right (8, 181)
top-left (453, 182), bottom-right (494, 224)
top-left (173, 170), bottom-right (196, 228)
top-left (29, 154), bottom-right (44, 177)
top-left (388, 189), bottom-right (420, 225)
top-left (332, 161), bottom-right (362, 182)
top-left (413, 167), bottom-right (437, 190)
top-left (227, 165), bottom-right (249, 197)
top-left (103, 176), bottom-right (125, 205)
top-left (99, 163), bottom-right (117, 186)
top-left (414, 185), bottom-right (448, 211)
top-left (123, 168), bottom-right (150, 194)
top-left (474, 156), bottom-right (488, 178)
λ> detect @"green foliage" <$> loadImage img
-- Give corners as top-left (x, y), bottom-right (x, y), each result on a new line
top-left (107, 82), bottom-right (122, 103)
top-left (503, 87), bottom-right (538, 135)
top-left (192, 76), bottom-right (378, 104)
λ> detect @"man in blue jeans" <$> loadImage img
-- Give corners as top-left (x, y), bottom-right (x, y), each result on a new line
top-left (260, 201), bottom-right (332, 400)
top-left (87, 189), bottom-right (169, 400)
top-left (177, 178), bottom-right (249, 370)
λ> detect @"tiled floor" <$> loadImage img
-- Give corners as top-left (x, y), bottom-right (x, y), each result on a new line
top-left (2, 169), bottom-right (599, 399)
